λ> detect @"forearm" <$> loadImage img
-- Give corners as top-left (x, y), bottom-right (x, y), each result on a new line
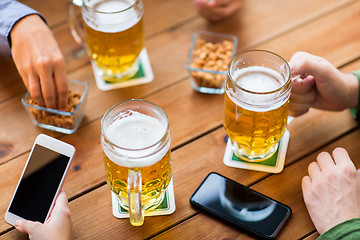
top-left (0, 0), bottom-right (44, 57)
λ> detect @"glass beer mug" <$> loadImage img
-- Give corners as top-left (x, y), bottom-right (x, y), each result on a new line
top-left (68, 0), bottom-right (144, 81)
top-left (224, 50), bottom-right (292, 161)
top-left (101, 100), bottom-right (172, 226)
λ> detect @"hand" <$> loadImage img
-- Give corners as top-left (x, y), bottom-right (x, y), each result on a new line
top-left (15, 190), bottom-right (72, 240)
top-left (289, 51), bottom-right (358, 117)
top-left (10, 14), bottom-right (68, 110)
top-left (192, 0), bottom-right (242, 21)
top-left (302, 148), bottom-right (360, 234)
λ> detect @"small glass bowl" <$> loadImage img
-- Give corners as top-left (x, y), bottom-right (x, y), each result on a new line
top-left (186, 31), bottom-right (238, 94)
top-left (22, 79), bottom-right (89, 134)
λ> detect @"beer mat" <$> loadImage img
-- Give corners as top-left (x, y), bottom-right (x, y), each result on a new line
top-left (111, 180), bottom-right (176, 219)
top-left (223, 129), bottom-right (290, 173)
top-left (92, 48), bottom-right (154, 91)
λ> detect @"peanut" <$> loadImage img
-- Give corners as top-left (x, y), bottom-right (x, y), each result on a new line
top-left (190, 38), bottom-right (234, 89)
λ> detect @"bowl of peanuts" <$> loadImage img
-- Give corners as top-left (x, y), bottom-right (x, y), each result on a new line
top-left (186, 31), bottom-right (237, 94)
top-left (22, 79), bottom-right (89, 134)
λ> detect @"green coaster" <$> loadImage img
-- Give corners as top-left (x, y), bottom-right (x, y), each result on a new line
top-left (111, 180), bottom-right (176, 218)
top-left (93, 48), bottom-right (154, 91)
top-left (223, 130), bottom-right (290, 173)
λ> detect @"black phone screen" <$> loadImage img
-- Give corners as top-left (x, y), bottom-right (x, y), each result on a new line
top-left (8, 144), bottom-right (70, 223)
top-left (190, 172), bottom-right (291, 239)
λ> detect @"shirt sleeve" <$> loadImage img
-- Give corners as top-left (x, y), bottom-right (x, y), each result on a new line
top-left (350, 70), bottom-right (360, 120)
top-left (317, 218), bottom-right (360, 240)
top-left (0, 0), bottom-right (45, 57)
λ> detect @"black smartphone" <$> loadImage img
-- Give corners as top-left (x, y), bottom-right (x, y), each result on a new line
top-left (5, 134), bottom-right (75, 225)
top-left (190, 172), bottom-right (292, 239)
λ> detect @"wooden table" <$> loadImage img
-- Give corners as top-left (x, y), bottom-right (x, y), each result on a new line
top-left (1, 0), bottom-right (360, 239)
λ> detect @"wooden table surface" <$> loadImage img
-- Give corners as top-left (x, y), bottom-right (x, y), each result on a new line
top-left (1, 0), bottom-right (360, 239)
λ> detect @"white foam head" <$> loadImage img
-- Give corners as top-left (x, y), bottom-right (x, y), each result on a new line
top-left (102, 110), bottom-right (170, 168)
top-left (227, 66), bottom-right (289, 112)
top-left (83, 0), bottom-right (141, 33)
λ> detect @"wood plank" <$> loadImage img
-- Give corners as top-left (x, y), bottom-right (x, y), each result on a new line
top-left (2, 0), bottom-right (354, 103)
top-left (152, 129), bottom-right (360, 239)
top-left (0, 126), bottom-right (268, 236)
top-left (0, 0), bottom-right (198, 102)
top-left (2, 0), bottom-right (360, 164)
top-left (20, 0), bottom-right (198, 34)
top-left (257, 0), bottom-right (360, 67)
top-left (0, 106), bottom-right (358, 235)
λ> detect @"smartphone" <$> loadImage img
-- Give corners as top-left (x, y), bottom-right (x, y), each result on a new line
top-left (190, 172), bottom-right (292, 239)
top-left (5, 134), bottom-right (75, 226)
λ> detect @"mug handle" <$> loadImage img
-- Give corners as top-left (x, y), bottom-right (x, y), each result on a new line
top-left (128, 169), bottom-right (145, 226)
top-left (67, 0), bottom-right (86, 46)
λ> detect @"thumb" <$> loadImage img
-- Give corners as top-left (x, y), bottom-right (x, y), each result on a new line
top-left (15, 219), bottom-right (39, 234)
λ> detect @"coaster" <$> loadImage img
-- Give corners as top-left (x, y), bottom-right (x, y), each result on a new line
top-left (223, 129), bottom-right (290, 173)
top-left (111, 179), bottom-right (176, 219)
top-left (92, 48), bottom-right (154, 91)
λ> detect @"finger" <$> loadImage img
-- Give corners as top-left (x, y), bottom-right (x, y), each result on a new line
top-left (52, 190), bottom-right (70, 216)
top-left (332, 147), bottom-right (356, 169)
top-left (301, 175), bottom-right (312, 196)
top-left (316, 151), bottom-right (335, 172)
top-left (37, 60), bottom-right (56, 109)
top-left (288, 101), bottom-right (312, 117)
top-left (28, 73), bottom-right (45, 106)
top-left (53, 56), bottom-right (68, 111)
top-left (308, 161), bottom-right (321, 180)
top-left (291, 76), bottom-right (315, 94)
top-left (289, 51), bottom-right (331, 79)
top-left (15, 219), bottom-right (39, 234)
top-left (211, 0), bottom-right (232, 6)
top-left (290, 91), bottom-right (315, 104)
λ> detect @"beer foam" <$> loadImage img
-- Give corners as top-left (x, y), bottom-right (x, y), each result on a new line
top-left (103, 110), bottom-right (170, 168)
top-left (233, 66), bottom-right (283, 92)
top-left (84, 0), bottom-right (141, 33)
top-left (227, 66), bottom-right (288, 112)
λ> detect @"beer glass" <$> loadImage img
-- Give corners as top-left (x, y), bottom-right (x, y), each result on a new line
top-left (101, 100), bottom-right (172, 226)
top-left (69, 0), bottom-right (144, 81)
top-left (224, 50), bottom-right (291, 161)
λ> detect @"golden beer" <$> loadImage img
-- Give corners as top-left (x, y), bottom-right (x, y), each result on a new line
top-left (101, 100), bottom-right (172, 226)
top-left (104, 148), bottom-right (171, 209)
top-left (224, 50), bottom-right (291, 161)
top-left (83, 0), bottom-right (144, 81)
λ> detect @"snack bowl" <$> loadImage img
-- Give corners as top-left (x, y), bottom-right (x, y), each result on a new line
top-left (186, 31), bottom-right (238, 94)
top-left (22, 79), bottom-right (89, 134)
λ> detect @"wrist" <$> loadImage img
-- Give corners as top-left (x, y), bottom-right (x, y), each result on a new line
top-left (346, 72), bottom-right (359, 108)
top-left (10, 14), bottom-right (45, 45)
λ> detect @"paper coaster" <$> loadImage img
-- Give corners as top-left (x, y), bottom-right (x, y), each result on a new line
top-left (223, 130), bottom-right (290, 173)
top-left (111, 179), bottom-right (176, 219)
top-left (92, 48), bottom-right (154, 91)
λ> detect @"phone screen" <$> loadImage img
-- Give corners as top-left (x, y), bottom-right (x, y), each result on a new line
top-left (190, 172), bottom-right (291, 239)
top-left (8, 144), bottom-right (71, 223)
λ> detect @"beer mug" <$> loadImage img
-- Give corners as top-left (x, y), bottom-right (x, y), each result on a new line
top-left (101, 100), bottom-right (172, 226)
top-left (68, 0), bottom-right (144, 81)
top-left (224, 50), bottom-right (291, 161)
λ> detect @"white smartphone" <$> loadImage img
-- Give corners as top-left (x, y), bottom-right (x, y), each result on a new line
top-left (5, 134), bottom-right (75, 226)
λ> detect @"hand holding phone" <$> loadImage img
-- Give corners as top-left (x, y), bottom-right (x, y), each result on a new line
top-left (190, 172), bottom-right (291, 239)
top-left (5, 134), bottom-right (75, 226)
